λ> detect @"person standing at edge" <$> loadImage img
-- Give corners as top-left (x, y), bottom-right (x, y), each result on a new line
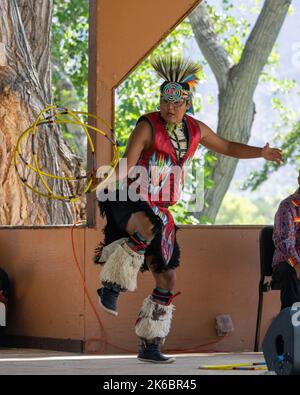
top-left (272, 171), bottom-right (300, 311)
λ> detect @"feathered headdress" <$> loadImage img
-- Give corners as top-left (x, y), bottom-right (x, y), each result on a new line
top-left (150, 55), bottom-right (201, 113)
top-left (151, 55), bottom-right (201, 88)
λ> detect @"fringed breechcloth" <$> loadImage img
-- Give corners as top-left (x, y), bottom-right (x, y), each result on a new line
top-left (94, 189), bottom-right (180, 274)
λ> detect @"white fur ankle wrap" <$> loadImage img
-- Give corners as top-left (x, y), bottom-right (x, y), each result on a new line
top-left (100, 240), bottom-right (144, 291)
top-left (135, 296), bottom-right (174, 340)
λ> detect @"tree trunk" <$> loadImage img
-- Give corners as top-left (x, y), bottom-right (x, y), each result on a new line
top-left (201, 78), bottom-right (256, 221)
top-left (189, 0), bottom-right (292, 223)
top-left (0, 0), bottom-right (84, 225)
top-left (53, 62), bottom-right (87, 162)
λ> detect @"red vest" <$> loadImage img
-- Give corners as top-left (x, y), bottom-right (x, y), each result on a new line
top-left (129, 111), bottom-right (202, 206)
top-left (127, 111), bottom-right (201, 265)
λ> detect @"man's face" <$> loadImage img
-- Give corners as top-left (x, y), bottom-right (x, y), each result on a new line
top-left (159, 98), bottom-right (190, 124)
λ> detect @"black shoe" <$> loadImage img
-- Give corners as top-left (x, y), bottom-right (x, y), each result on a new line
top-left (138, 342), bottom-right (175, 364)
top-left (97, 287), bottom-right (119, 316)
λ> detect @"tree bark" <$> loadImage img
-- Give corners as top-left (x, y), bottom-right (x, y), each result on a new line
top-left (189, 0), bottom-right (292, 222)
top-left (53, 62), bottom-right (87, 161)
top-left (0, 0), bottom-right (84, 225)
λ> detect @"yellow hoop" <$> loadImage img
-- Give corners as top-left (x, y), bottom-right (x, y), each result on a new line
top-left (14, 106), bottom-right (120, 202)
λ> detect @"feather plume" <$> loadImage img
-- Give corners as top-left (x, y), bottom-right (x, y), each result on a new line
top-left (151, 55), bottom-right (201, 87)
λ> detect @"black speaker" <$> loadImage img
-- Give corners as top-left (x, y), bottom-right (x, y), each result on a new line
top-left (262, 306), bottom-right (300, 375)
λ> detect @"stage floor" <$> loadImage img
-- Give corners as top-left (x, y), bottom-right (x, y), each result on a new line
top-left (0, 349), bottom-right (270, 375)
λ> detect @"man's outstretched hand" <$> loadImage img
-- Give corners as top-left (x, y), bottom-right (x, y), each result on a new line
top-left (262, 143), bottom-right (283, 165)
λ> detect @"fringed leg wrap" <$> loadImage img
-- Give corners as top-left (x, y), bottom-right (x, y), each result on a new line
top-left (135, 296), bottom-right (175, 343)
top-left (100, 239), bottom-right (144, 292)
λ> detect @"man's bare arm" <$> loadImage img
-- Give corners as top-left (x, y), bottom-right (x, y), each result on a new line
top-left (97, 120), bottom-right (152, 187)
top-left (198, 121), bottom-right (283, 164)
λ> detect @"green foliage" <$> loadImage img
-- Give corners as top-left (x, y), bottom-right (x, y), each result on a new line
top-left (115, 21), bottom-right (201, 155)
top-left (250, 0), bottom-right (262, 14)
top-left (243, 62), bottom-right (299, 192)
top-left (169, 203), bottom-right (200, 225)
top-left (52, 0), bottom-right (89, 108)
top-left (215, 193), bottom-right (279, 225)
top-left (115, 21), bottom-right (207, 225)
top-left (114, 3), bottom-right (297, 224)
top-left (203, 0), bottom-right (298, 223)
top-left (249, 4), bottom-right (298, 190)
top-left (206, 1), bottom-right (251, 63)
top-left (51, 0), bottom-right (89, 163)
top-left (243, 121), bottom-right (300, 191)
top-left (50, 0), bottom-right (298, 225)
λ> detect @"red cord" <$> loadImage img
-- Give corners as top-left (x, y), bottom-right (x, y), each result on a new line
top-left (71, 222), bottom-right (134, 353)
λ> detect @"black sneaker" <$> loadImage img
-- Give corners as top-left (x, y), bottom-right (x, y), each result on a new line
top-left (138, 342), bottom-right (175, 364)
top-left (97, 287), bottom-right (119, 316)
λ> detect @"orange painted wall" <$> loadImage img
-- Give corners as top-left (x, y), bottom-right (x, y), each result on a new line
top-left (0, 226), bottom-right (280, 353)
top-left (0, 0), bottom-right (280, 354)
top-left (84, 226), bottom-right (280, 353)
top-left (0, 228), bottom-right (85, 340)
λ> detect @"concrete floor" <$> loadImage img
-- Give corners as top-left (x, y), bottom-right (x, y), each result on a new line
top-left (0, 349), bottom-right (271, 375)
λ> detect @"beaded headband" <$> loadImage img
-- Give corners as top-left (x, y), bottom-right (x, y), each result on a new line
top-left (151, 56), bottom-right (201, 113)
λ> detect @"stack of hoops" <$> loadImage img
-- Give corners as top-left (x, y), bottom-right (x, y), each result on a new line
top-left (13, 105), bottom-right (120, 202)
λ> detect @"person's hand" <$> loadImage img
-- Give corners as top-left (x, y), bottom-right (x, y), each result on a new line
top-left (262, 143), bottom-right (283, 164)
top-left (294, 264), bottom-right (300, 280)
